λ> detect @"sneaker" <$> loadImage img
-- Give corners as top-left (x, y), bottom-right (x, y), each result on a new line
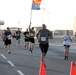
top-left (64, 56), bottom-right (68, 60)
top-left (44, 63), bottom-right (46, 68)
top-left (8, 51), bottom-right (11, 54)
top-left (66, 56), bottom-right (68, 60)
top-left (64, 56), bottom-right (67, 60)
top-left (25, 45), bottom-right (26, 47)
top-left (27, 46), bottom-right (29, 49)
top-left (30, 50), bottom-right (32, 53)
top-left (29, 48), bottom-right (32, 53)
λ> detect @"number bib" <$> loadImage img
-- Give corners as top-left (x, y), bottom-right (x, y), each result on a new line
top-left (41, 37), bottom-right (46, 41)
top-left (26, 34), bottom-right (29, 37)
top-left (30, 33), bottom-right (34, 36)
top-left (7, 35), bottom-right (11, 39)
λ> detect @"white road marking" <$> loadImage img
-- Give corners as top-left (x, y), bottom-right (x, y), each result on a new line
top-left (0, 54), bottom-right (25, 75)
top-left (7, 61), bottom-right (15, 67)
top-left (17, 70), bottom-right (24, 75)
top-left (0, 54), bottom-right (7, 59)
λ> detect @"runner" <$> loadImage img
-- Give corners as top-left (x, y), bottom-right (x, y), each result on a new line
top-left (29, 25), bottom-right (35, 53)
top-left (62, 30), bottom-right (73, 60)
top-left (23, 28), bottom-right (29, 49)
top-left (4, 27), bottom-right (12, 54)
top-left (1, 30), bottom-right (6, 48)
top-left (15, 28), bottom-right (21, 46)
top-left (36, 24), bottom-right (53, 67)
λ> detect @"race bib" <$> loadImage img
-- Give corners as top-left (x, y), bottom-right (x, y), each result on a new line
top-left (66, 40), bottom-right (70, 43)
top-left (26, 34), bottom-right (29, 37)
top-left (30, 33), bottom-right (34, 36)
top-left (41, 37), bottom-right (46, 41)
top-left (17, 33), bottom-right (19, 36)
top-left (7, 35), bottom-right (11, 39)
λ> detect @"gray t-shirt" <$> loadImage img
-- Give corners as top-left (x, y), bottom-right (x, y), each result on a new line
top-left (37, 29), bottom-right (52, 44)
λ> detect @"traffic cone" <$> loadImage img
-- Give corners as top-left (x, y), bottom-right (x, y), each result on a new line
top-left (70, 61), bottom-right (76, 75)
top-left (39, 61), bottom-right (46, 75)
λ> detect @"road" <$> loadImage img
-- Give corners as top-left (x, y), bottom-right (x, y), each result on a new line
top-left (0, 35), bottom-right (76, 75)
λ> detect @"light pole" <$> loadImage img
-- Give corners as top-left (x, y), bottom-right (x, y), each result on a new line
top-left (41, 2), bottom-right (46, 24)
top-left (47, 12), bottom-right (51, 30)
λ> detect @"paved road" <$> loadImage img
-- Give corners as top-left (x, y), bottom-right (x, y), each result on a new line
top-left (0, 35), bottom-right (76, 75)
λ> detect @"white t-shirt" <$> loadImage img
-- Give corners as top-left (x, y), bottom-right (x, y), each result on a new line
top-left (62, 35), bottom-right (72, 45)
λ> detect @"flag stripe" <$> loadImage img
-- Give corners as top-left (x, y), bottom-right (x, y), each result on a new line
top-left (33, 0), bottom-right (41, 4)
top-left (32, 1), bottom-right (40, 10)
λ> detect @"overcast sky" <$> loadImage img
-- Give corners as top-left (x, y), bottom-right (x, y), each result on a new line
top-left (0, 0), bottom-right (76, 30)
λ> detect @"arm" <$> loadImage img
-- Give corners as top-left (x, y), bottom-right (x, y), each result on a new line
top-left (47, 31), bottom-right (53, 39)
top-left (34, 31), bottom-right (35, 37)
top-left (4, 32), bottom-right (7, 38)
top-left (28, 25), bottom-right (31, 32)
top-left (36, 33), bottom-right (38, 39)
top-left (36, 30), bottom-right (39, 39)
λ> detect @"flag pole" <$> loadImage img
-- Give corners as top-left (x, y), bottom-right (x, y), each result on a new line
top-left (29, 0), bottom-right (41, 26)
top-left (29, 0), bottom-right (34, 34)
top-left (29, 1), bottom-right (33, 26)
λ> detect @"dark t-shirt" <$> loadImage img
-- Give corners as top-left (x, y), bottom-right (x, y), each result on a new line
top-left (16, 31), bottom-right (21, 37)
top-left (4, 31), bottom-right (11, 40)
top-left (23, 31), bottom-right (29, 39)
top-left (29, 29), bottom-right (35, 38)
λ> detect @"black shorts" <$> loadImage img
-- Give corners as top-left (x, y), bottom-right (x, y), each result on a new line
top-left (5, 39), bottom-right (11, 45)
top-left (29, 38), bottom-right (35, 43)
top-left (25, 38), bottom-right (29, 42)
top-left (64, 45), bottom-right (70, 49)
top-left (39, 43), bottom-right (49, 54)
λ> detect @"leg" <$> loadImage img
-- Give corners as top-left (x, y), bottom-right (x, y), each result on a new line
top-left (30, 38), bottom-right (34, 49)
top-left (39, 44), bottom-right (49, 61)
top-left (29, 43), bottom-right (34, 53)
top-left (8, 44), bottom-right (11, 54)
top-left (31, 43), bottom-right (34, 49)
top-left (29, 38), bottom-right (34, 53)
top-left (64, 45), bottom-right (70, 60)
top-left (4, 41), bottom-right (6, 48)
top-left (27, 41), bottom-right (29, 49)
top-left (18, 39), bottom-right (20, 44)
top-left (8, 40), bottom-right (11, 54)
top-left (40, 44), bottom-right (49, 67)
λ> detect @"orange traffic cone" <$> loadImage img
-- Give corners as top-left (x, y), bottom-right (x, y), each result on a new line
top-left (70, 61), bottom-right (76, 75)
top-left (39, 61), bottom-right (46, 75)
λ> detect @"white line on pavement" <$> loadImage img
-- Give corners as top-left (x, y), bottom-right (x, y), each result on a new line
top-left (0, 54), bottom-right (25, 75)
top-left (17, 70), bottom-right (24, 75)
top-left (0, 54), bottom-right (7, 59)
top-left (7, 61), bottom-right (15, 67)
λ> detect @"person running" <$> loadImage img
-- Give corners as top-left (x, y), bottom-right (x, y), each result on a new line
top-left (36, 24), bottom-right (53, 67)
top-left (15, 28), bottom-right (21, 46)
top-left (29, 25), bottom-right (35, 53)
top-left (23, 28), bottom-right (29, 49)
top-left (1, 30), bottom-right (7, 48)
top-left (62, 30), bottom-right (73, 60)
top-left (4, 27), bottom-right (12, 54)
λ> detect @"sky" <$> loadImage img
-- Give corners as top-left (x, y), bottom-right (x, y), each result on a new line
top-left (0, 0), bottom-right (76, 31)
